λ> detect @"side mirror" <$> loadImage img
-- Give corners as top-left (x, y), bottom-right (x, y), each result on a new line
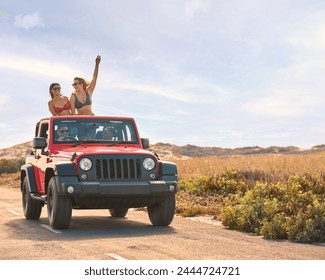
top-left (141, 138), bottom-right (149, 149)
top-left (33, 137), bottom-right (47, 149)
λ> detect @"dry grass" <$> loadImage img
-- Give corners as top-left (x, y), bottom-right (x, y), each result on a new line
top-left (173, 151), bottom-right (325, 180)
top-left (3, 152), bottom-right (325, 188)
top-left (0, 172), bottom-right (20, 188)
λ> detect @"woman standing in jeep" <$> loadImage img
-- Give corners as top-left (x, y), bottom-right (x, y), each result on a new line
top-left (48, 83), bottom-right (72, 116)
top-left (70, 55), bottom-right (101, 115)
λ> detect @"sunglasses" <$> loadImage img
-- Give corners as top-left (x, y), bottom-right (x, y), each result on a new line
top-left (52, 87), bottom-right (61, 90)
top-left (58, 129), bottom-right (68, 133)
top-left (72, 82), bottom-right (82, 86)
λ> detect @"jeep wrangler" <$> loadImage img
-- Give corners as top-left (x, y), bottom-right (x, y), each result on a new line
top-left (20, 116), bottom-right (178, 229)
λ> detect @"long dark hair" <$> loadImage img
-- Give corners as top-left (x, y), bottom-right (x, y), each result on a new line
top-left (49, 83), bottom-right (60, 99)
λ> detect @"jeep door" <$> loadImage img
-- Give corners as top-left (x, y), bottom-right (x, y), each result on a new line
top-left (34, 120), bottom-right (49, 194)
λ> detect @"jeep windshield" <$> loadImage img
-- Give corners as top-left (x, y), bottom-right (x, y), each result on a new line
top-left (53, 118), bottom-right (139, 144)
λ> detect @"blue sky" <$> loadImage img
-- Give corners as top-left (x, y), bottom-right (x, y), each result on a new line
top-left (1, 0), bottom-right (325, 149)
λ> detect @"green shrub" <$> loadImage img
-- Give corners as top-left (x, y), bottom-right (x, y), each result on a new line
top-left (178, 169), bottom-right (324, 243)
top-left (286, 201), bottom-right (325, 243)
top-left (0, 158), bottom-right (24, 174)
top-left (178, 170), bottom-right (248, 196)
top-left (260, 213), bottom-right (287, 239)
top-left (221, 205), bottom-right (241, 229)
top-left (221, 175), bottom-right (325, 243)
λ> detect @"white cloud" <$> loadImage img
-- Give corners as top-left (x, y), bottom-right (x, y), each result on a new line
top-left (241, 75), bottom-right (320, 117)
top-left (286, 25), bottom-right (325, 51)
top-left (0, 54), bottom-right (83, 79)
top-left (241, 27), bottom-right (325, 119)
top-left (0, 94), bottom-right (12, 114)
top-left (184, 0), bottom-right (209, 17)
top-left (109, 82), bottom-right (192, 102)
top-left (106, 76), bottom-right (232, 105)
top-left (241, 93), bottom-right (301, 117)
top-left (14, 12), bottom-right (43, 29)
top-left (0, 9), bottom-right (10, 17)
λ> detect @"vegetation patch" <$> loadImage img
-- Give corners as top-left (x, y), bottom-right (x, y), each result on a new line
top-left (0, 158), bottom-right (24, 174)
top-left (0, 172), bottom-right (21, 188)
top-left (179, 170), bottom-right (325, 243)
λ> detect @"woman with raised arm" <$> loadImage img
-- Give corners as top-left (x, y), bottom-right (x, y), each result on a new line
top-left (70, 55), bottom-right (101, 115)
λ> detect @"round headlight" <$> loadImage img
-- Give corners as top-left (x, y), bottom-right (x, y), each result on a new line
top-left (79, 158), bottom-right (92, 171)
top-left (143, 158), bottom-right (155, 170)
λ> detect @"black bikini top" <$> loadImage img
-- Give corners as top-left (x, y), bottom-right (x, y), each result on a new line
top-left (74, 91), bottom-right (92, 109)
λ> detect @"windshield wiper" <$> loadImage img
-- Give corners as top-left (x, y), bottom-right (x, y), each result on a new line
top-left (72, 139), bottom-right (98, 147)
top-left (108, 140), bottom-right (122, 147)
top-left (72, 140), bottom-right (133, 147)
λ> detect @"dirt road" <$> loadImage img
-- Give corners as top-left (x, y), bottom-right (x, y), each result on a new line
top-left (0, 186), bottom-right (324, 260)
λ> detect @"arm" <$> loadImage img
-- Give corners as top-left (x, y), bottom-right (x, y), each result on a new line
top-left (64, 96), bottom-right (72, 115)
top-left (48, 101), bottom-right (57, 116)
top-left (87, 55), bottom-right (101, 95)
top-left (70, 94), bottom-right (77, 115)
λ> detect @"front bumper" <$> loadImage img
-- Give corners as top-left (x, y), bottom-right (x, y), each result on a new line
top-left (57, 177), bottom-right (178, 197)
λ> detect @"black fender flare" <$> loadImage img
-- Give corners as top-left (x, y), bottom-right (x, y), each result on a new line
top-left (46, 162), bottom-right (77, 176)
top-left (159, 161), bottom-right (178, 182)
top-left (20, 164), bottom-right (38, 193)
top-left (45, 162), bottom-right (77, 192)
top-left (159, 161), bottom-right (178, 175)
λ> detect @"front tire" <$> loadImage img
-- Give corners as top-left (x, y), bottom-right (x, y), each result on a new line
top-left (47, 177), bottom-right (72, 229)
top-left (22, 176), bottom-right (42, 220)
top-left (148, 194), bottom-right (176, 226)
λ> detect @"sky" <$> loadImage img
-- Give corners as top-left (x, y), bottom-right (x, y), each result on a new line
top-left (1, 0), bottom-right (325, 149)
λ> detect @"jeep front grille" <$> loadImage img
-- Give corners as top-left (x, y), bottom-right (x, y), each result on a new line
top-left (95, 158), bottom-right (141, 179)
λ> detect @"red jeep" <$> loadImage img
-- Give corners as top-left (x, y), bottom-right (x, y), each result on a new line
top-left (20, 116), bottom-right (178, 229)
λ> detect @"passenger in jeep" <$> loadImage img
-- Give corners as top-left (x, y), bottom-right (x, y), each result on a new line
top-left (70, 55), bottom-right (101, 115)
top-left (102, 126), bottom-right (115, 140)
top-left (48, 83), bottom-right (72, 116)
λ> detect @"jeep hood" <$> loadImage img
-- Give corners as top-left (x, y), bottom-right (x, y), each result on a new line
top-left (52, 145), bottom-right (155, 159)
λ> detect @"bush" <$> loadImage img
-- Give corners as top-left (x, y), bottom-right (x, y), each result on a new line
top-left (178, 170), bottom-right (248, 196)
top-left (178, 170), bottom-right (325, 242)
top-left (260, 213), bottom-right (287, 239)
top-left (286, 201), bottom-right (325, 243)
top-left (0, 158), bottom-right (24, 174)
top-left (221, 175), bottom-right (325, 243)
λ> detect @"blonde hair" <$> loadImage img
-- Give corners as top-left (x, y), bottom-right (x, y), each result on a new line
top-left (74, 77), bottom-right (89, 90)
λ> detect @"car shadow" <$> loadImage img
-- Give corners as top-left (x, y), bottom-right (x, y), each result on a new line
top-left (5, 215), bottom-right (177, 241)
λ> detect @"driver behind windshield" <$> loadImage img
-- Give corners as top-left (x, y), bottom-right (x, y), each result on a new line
top-left (56, 125), bottom-right (70, 141)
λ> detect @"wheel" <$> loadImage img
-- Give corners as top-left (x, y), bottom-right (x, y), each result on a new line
top-left (47, 177), bottom-right (72, 229)
top-left (147, 194), bottom-right (176, 226)
top-left (22, 176), bottom-right (42, 219)
top-left (109, 208), bottom-right (128, 217)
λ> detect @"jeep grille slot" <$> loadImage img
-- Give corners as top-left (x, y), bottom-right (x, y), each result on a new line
top-left (95, 158), bottom-right (141, 179)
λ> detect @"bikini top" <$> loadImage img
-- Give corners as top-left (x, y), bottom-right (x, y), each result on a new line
top-left (53, 100), bottom-right (70, 114)
top-left (74, 91), bottom-right (92, 109)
